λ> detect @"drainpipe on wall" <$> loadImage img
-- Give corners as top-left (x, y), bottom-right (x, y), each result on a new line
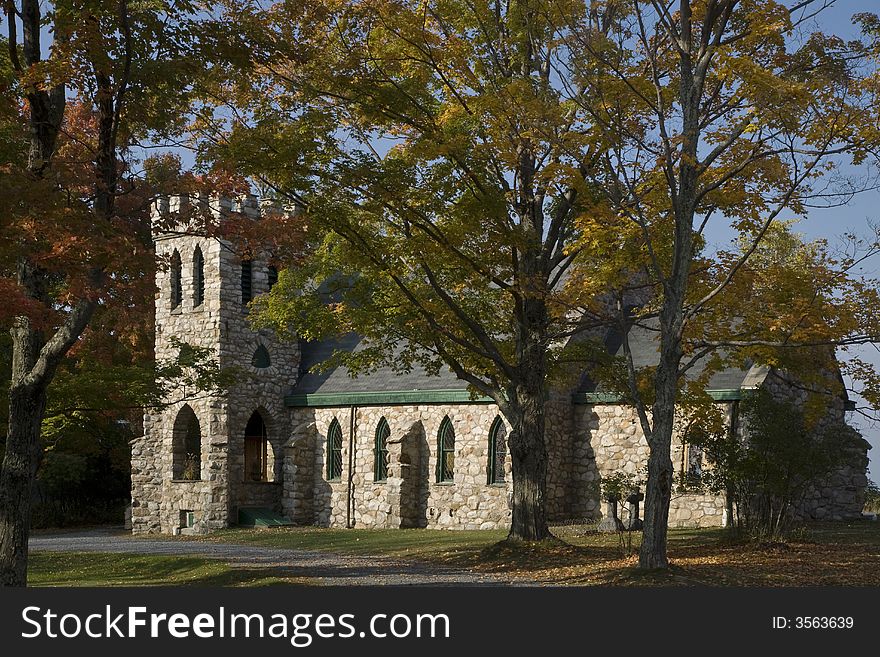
top-left (725, 399), bottom-right (740, 528)
top-left (347, 405), bottom-right (357, 529)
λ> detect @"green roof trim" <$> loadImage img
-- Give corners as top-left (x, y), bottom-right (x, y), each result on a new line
top-left (286, 387), bottom-right (746, 408)
top-left (285, 389), bottom-right (493, 407)
top-left (707, 389), bottom-right (745, 401)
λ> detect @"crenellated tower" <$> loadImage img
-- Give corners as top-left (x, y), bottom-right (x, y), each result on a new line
top-left (131, 194), bottom-right (300, 534)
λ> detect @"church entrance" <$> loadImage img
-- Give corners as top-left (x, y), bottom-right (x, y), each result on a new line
top-left (244, 411), bottom-right (271, 482)
top-left (236, 410), bottom-right (282, 518)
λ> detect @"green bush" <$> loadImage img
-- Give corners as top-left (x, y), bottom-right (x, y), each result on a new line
top-left (692, 389), bottom-right (852, 541)
top-left (32, 412), bottom-right (132, 528)
top-left (600, 471), bottom-right (642, 502)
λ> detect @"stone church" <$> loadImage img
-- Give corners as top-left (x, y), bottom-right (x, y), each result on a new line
top-left (130, 196), bottom-right (870, 535)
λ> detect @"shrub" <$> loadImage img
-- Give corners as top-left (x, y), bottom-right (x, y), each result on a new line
top-left (692, 390), bottom-right (852, 541)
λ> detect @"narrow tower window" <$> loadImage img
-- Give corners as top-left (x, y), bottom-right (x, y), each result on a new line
top-left (170, 250), bottom-right (182, 310)
top-left (192, 246), bottom-right (204, 308)
top-left (267, 265), bottom-right (278, 290)
top-left (241, 259), bottom-right (253, 305)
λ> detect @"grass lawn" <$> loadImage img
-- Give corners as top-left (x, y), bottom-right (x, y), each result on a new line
top-left (28, 552), bottom-right (314, 587)
top-left (30, 521), bottom-right (880, 586)
top-left (177, 525), bottom-right (510, 558)
top-left (176, 520), bottom-right (880, 586)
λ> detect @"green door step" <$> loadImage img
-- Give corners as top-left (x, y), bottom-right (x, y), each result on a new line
top-left (237, 507), bottom-right (293, 527)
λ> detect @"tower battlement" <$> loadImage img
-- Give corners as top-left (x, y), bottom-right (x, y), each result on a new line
top-left (150, 193), bottom-right (302, 236)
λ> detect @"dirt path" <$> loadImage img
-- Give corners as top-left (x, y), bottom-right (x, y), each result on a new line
top-left (29, 527), bottom-right (514, 586)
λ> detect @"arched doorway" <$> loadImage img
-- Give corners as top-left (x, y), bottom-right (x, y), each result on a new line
top-left (244, 411), bottom-right (274, 482)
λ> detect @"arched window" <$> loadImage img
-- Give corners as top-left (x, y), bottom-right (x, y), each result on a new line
top-left (172, 405), bottom-right (201, 480)
top-left (436, 416), bottom-right (455, 482)
top-left (244, 411), bottom-right (270, 482)
top-left (241, 259), bottom-right (253, 305)
top-left (251, 344), bottom-right (271, 368)
top-left (374, 417), bottom-right (390, 482)
top-left (327, 418), bottom-right (343, 481)
top-left (267, 265), bottom-right (278, 290)
top-left (687, 444), bottom-right (703, 480)
top-left (487, 416), bottom-right (507, 484)
top-left (170, 249), bottom-right (182, 310)
top-left (192, 246), bottom-right (204, 307)
top-left (683, 428), bottom-right (706, 482)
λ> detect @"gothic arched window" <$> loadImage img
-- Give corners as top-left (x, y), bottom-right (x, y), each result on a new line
top-left (251, 344), bottom-right (271, 368)
top-left (374, 417), bottom-right (390, 482)
top-left (436, 416), bottom-right (455, 483)
top-left (327, 418), bottom-right (343, 481)
top-left (487, 416), bottom-right (507, 484)
top-left (172, 405), bottom-right (201, 480)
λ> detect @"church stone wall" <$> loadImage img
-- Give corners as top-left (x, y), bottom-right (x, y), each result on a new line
top-left (545, 395), bottom-right (580, 522)
top-left (573, 404), bottom-right (727, 528)
top-left (762, 371), bottom-right (869, 521)
top-left (283, 400), bottom-right (608, 531)
top-left (288, 404), bottom-right (516, 530)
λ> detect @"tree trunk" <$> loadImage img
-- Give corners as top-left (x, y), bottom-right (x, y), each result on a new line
top-left (0, 319), bottom-right (47, 586)
top-left (505, 273), bottom-right (551, 542)
top-left (1, 0), bottom-right (106, 588)
top-left (635, 10), bottom-right (706, 570)
top-left (506, 388), bottom-right (550, 541)
top-left (725, 487), bottom-right (735, 529)
top-left (638, 298), bottom-right (686, 569)
top-left (639, 433), bottom-right (674, 569)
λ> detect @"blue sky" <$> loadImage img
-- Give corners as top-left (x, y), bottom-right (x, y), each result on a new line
top-left (782, 1), bottom-right (880, 479)
top-left (700, 1), bottom-right (880, 479)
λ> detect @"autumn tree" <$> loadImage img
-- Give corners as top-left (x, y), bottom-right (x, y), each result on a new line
top-left (199, 0), bottom-right (654, 542)
top-left (198, 0), bottom-right (880, 550)
top-left (0, 1), bottom-right (210, 586)
top-left (561, 0), bottom-right (880, 568)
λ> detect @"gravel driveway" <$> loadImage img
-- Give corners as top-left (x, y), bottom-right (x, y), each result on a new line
top-left (29, 528), bottom-right (513, 586)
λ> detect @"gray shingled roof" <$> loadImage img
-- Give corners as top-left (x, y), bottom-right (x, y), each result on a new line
top-left (575, 318), bottom-right (752, 394)
top-left (293, 334), bottom-right (466, 395)
top-left (290, 320), bottom-right (753, 398)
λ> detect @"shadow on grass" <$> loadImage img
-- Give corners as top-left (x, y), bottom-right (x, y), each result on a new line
top-left (431, 521), bottom-right (880, 586)
top-left (29, 552), bottom-right (314, 587)
top-left (435, 534), bottom-right (626, 575)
